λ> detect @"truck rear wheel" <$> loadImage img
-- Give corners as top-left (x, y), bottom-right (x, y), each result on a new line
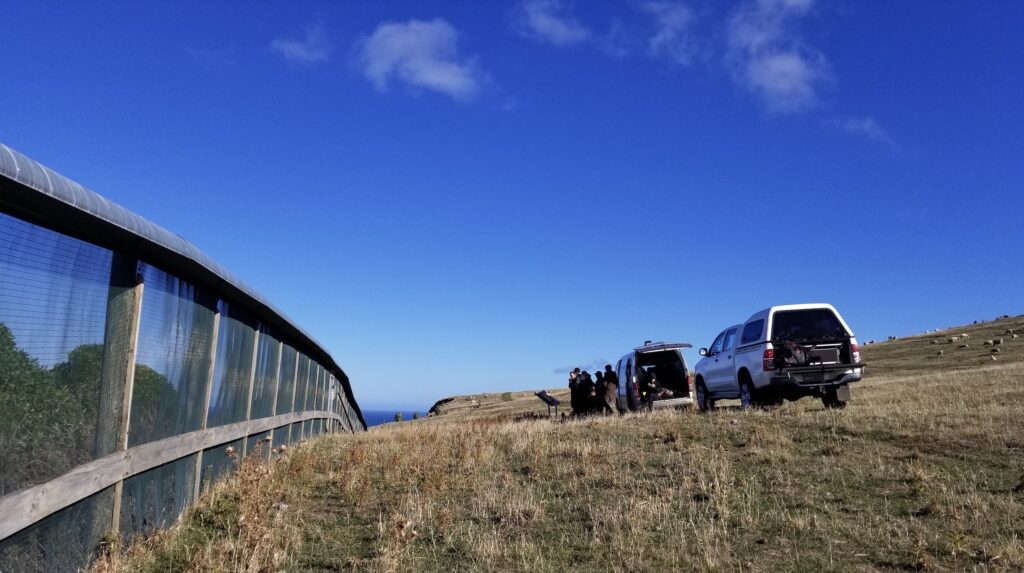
top-left (739, 378), bottom-right (754, 410)
top-left (739, 372), bottom-right (758, 410)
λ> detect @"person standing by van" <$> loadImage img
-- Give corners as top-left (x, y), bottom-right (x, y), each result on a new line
top-left (568, 368), bottom-right (581, 413)
top-left (602, 365), bottom-right (618, 414)
top-left (577, 371), bottom-right (595, 415)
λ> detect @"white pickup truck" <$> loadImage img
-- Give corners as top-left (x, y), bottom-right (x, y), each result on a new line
top-left (693, 304), bottom-right (865, 410)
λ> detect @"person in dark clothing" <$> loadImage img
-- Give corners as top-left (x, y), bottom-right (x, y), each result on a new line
top-left (603, 364), bottom-right (618, 387)
top-left (577, 371), bottom-right (596, 415)
top-left (643, 372), bottom-right (671, 403)
top-left (593, 371), bottom-right (607, 413)
top-left (636, 367), bottom-right (650, 400)
top-left (601, 364), bottom-right (618, 414)
top-left (568, 367), bottom-right (581, 413)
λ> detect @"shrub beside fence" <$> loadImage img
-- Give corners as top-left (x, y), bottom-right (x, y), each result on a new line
top-left (0, 143), bottom-right (364, 572)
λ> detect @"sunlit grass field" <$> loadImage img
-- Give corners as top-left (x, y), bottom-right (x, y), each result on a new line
top-left (95, 317), bottom-right (1024, 572)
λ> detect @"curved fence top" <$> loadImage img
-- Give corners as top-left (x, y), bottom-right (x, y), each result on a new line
top-left (0, 142), bottom-right (364, 429)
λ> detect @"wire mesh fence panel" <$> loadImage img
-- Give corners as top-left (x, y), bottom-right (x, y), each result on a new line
top-left (0, 213), bottom-right (118, 496)
top-left (271, 424), bottom-right (290, 451)
top-left (119, 454), bottom-right (197, 541)
top-left (249, 330), bottom-right (279, 421)
top-left (128, 263), bottom-right (215, 448)
top-left (200, 439), bottom-right (242, 493)
top-left (304, 362), bottom-right (320, 412)
top-left (313, 364), bottom-right (324, 412)
top-left (207, 302), bottom-right (257, 428)
top-left (274, 344), bottom-right (298, 415)
top-left (342, 396), bottom-right (357, 433)
top-left (246, 432), bottom-right (272, 461)
top-left (295, 353), bottom-right (311, 414)
top-left (0, 149), bottom-right (363, 570)
top-left (0, 486), bottom-right (114, 573)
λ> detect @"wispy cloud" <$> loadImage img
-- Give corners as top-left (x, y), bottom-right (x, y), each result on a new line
top-left (835, 116), bottom-right (895, 145)
top-left (357, 18), bottom-right (485, 102)
top-left (640, 1), bottom-right (696, 66)
top-left (271, 23), bottom-right (331, 65)
top-left (515, 0), bottom-right (590, 46)
top-left (727, 0), bottom-right (829, 114)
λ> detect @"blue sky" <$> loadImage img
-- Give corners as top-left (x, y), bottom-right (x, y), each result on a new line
top-left (2, 0), bottom-right (1022, 410)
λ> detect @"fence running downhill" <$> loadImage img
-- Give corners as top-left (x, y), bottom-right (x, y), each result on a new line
top-left (0, 143), bottom-right (365, 572)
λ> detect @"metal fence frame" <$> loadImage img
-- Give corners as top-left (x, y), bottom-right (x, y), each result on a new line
top-left (0, 143), bottom-right (365, 556)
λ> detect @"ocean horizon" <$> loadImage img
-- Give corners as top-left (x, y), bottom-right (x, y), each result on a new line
top-left (361, 409), bottom-right (427, 427)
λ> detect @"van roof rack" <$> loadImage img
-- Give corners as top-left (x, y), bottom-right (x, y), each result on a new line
top-left (634, 341), bottom-right (692, 352)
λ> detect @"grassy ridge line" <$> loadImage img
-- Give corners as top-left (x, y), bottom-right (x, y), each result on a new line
top-left (95, 362), bottom-right (1024, 572)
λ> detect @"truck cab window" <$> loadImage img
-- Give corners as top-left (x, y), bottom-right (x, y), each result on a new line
top-left (709, 333), bottom-right (725, 356)
top-left (722, 328), bottom-right (737, 353)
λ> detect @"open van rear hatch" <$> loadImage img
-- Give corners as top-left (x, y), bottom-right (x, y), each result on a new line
top-left (635, 342), bottom-right (692, 353)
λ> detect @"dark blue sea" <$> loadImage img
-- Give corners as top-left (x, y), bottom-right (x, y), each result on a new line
top-left (361, 409), bottom-right (426, 427)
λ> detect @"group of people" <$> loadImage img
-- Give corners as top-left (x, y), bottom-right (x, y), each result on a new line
top-left (568, 364), bottom-right (679, 416)
top-left (567, 365), bottom-right (618, 416)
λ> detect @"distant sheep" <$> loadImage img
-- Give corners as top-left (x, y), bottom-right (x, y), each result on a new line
top-left (961, 333), bottom-right (969, 339)
top-left (948, 336), bottom-right (960, 343)
top-left (995, 338), bottom-right (1004, 345)
top-left (937, 350), bottom-right (944, 356)
top-left (1005, 329), bottom-right (1013, 335)
top-left (931, 340), bottom-right (939, 345)
top-left (1014, 334), bottom-right (1020, 340)
top-left (991, 348), bottom-right (1000, 354)
top-left (984, 340), bottom-right (993, 346)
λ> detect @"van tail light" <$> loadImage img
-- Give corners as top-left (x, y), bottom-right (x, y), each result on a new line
top-left (762, 348), bottom-right (775, 371)
top-left (687, 374), bottom-right (694, 398)
top-left (851, 343), bottom-right (861, 364)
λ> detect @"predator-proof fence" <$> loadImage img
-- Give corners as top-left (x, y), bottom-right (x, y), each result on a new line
top-left (0, 143), bottom-right (365, 572)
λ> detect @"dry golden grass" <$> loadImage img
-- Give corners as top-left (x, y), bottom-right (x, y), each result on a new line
top-left (96, 317), bottom-right (1024, 572)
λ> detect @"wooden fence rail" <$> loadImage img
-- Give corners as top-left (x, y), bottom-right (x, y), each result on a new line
top-left (0, 410), bottom-right (341, 541)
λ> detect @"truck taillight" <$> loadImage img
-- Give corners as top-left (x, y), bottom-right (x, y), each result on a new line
top-left (762, 348), bottom-right (774, 371)
top-left (851, 343), bottom-right (861, 364)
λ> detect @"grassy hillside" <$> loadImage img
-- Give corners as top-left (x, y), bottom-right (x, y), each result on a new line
top-left (95, 317), bottom-right (1024, 572)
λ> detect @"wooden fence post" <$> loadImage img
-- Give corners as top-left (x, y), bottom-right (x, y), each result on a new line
top-left (192, 309), bottom-right (220, 500)
top-left (287, 351), bottom-right (300, 444)
top-left (265, 340), bottom-right (283, 461)
top-left (108, 268), bottom-right (145, 536)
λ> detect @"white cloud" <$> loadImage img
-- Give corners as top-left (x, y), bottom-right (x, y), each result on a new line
top-left (727, 0), bottom-right (829, 113)
top-left (357, 18), bottom-right (485, 102)
top-left (515, 0), bottom-right (590, 46)
top-left (270, 23), bottom-right (331, 65)
top-left (837, 116), bottom-right (895, 145)
top-left (640, 1), bottom-right (695, 66)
